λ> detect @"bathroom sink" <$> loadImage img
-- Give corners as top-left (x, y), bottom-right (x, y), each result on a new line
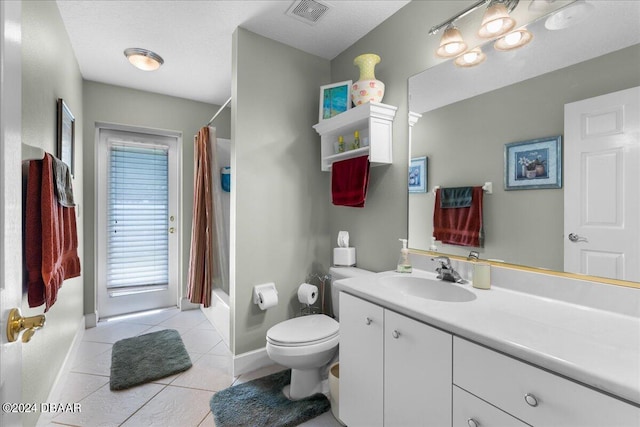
top-left (379, 276), bottom-right (476, 302)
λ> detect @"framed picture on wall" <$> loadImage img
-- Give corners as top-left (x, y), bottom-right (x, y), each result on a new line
top-left (57, 98), bottom-right (75, 176)
top-left (319, 80), bottom-right (352, 121)
top-left (409, 156), bottom-right (428, 193)
top-left (504, 135), bottom-right (562, 190)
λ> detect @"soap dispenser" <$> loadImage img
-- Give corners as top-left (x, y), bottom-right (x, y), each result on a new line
top-left (397, 239), bottom-right (412, 273)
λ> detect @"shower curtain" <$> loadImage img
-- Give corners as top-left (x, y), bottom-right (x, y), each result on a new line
top-left (187, 126), bottom-right (228, 307)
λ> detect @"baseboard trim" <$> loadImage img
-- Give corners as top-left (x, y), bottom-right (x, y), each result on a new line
top-left (85, 311), bottom-right (97, 328)
top-left (179, 297), bottom-right (200, 311)
top-left (36, 316), bottom-right (86, 427)
top-left (232, 347), bottom-right (272, 377)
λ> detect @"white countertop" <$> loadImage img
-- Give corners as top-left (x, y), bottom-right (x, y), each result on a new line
top-left (334, 269), bottom-right (640, 405)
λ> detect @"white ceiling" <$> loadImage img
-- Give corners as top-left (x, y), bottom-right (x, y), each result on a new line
top-left (56, 0), bottom-right (411, 106)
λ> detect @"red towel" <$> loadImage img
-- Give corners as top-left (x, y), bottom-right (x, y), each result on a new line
top-left (331, 156), bottom-right (370, 207)
top-left (26, 154), bottom-right (81, 312)
top-left (433, 186), bottom-right (484, 247)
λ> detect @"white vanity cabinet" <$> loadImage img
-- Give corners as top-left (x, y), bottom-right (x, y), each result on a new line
top-left (453, 385), bottom-right (529, 427)
top-left (453, 337), bottom-right (640, 427)
top-left (339, 292), bottom-right (452, 427)
top-left (312, 102), bottom-right (397, 171)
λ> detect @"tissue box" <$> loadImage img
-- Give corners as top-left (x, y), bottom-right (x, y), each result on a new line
top-left (334, 247), bottom-right (356, 266)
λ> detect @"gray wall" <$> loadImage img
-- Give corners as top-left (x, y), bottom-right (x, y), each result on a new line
top-left (410, 44), bottom-right (640, 270)
top-left (327, 1), bottom-right (463, 272)
top-left (82, 81), bottom-right (229, 318)
top-left (21, 2), bottom-right (84, 426)
top-left (231, 28), bottom-right (331, 355)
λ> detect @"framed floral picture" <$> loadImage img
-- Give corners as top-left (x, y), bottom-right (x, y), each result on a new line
top-left (57, 98), bottom-right (75, 175)
top-left (504, 136), bottom-right (562, 190)
top-left (319, 80), bottom-right (352, 121)
top-left (409, 156), bottom-right (427, 193)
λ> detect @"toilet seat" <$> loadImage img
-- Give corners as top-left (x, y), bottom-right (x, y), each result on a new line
top-left (266, 314), bottom-right (339, 347)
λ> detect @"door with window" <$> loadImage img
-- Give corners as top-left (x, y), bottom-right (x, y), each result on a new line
top-left (97, 128), bottom-right (180, 318)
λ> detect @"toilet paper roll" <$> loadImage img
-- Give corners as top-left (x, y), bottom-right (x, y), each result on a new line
top-left (337, 231), bottom-right (349, 248)
top-left (297, 283), bottom-right (318, 305)
top-left (258, 288), bottom-right (278, 310)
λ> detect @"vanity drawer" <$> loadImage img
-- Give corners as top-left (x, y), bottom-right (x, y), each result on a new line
top-left (453, 385), bottom-right (529, 427)
top-left (453, 337), bottom-right (640, 427)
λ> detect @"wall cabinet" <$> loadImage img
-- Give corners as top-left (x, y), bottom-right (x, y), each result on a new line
top-left (339, 292), bottom-right (452, 427)
top-left (312, 102), bottom-right (397, 171)
top-left (454, 337), bottom-right (640, 427)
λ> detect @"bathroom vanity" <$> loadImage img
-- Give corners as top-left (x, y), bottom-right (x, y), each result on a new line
top-left (336, 268), bottom-right (640, 427)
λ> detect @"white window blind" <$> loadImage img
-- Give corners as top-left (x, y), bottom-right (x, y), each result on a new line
top-left (107, 143), bottom-right (169, 290)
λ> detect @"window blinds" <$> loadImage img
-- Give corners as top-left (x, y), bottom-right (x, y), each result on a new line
top-left (107, 143), bottom-right (169, 290)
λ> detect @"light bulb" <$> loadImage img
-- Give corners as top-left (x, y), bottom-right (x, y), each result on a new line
top-left (464, 52), bottom-right (478, 63)
top-left (486, 18), bottom-right (504, 34)
top-left (504, 31), bottom-right (522, 46)
top-left (445, 42), bottom-right (462, 54)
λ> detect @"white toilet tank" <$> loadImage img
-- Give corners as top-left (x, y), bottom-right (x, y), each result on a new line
top-left (329, 266), bottom-right (373, 320)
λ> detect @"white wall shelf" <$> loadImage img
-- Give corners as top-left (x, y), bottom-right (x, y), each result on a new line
top-left (313, 102), bottom-right (397, 172)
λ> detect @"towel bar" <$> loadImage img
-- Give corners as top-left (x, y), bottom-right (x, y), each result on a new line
top-left (432, 182), bottom-right (492, 195)
top-left (22, 142), bottom-right (45, 161)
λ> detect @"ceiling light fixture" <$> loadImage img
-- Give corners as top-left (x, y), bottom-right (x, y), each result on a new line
top-left (124, 48), bottom-right (164, 71)
top-left (436, 26), bottom-right (468, 58)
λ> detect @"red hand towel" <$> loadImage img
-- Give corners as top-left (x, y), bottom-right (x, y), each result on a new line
top-left (26, 154), bottom-right (81, 312)
top-left (331, 156), bottom-right (370, 208)
top-left (433, 186), bottom-right (484, 247)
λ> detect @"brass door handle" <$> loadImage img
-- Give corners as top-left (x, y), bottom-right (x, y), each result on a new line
top-left (6, 308), bottom-right (45, 343)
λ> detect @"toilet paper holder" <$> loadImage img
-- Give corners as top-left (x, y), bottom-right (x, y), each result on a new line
top-left (253, 282), bottom-right (277, 305)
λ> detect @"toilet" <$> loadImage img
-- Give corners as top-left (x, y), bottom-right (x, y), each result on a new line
top-left (265, 266), bottom-right (373, 400)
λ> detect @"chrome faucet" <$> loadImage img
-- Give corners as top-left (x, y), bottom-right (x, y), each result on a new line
top-left (432, 256), bottom-right (465, 284)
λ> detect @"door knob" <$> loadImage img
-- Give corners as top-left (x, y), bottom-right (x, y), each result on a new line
top-left (568, 233), bottom-right (587, 242)
top-left (6, 308), bottom-right (45, 343)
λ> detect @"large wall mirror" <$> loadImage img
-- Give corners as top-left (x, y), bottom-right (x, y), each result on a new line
top-left (408, 1), bottom-right (640, 285)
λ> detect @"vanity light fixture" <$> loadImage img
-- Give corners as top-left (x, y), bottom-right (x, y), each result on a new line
top-left (494, 28), bottom-right (533, 51)
top-left (436, 26), bottom-right (468, 58)
top-left (478, 1), bottom-right (517, 38)
top-left (124, 48), bottom-right (164, 71)
top-left (454, 47), bottom-right (487, 67)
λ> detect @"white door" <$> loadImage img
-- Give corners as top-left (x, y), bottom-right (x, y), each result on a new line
top-left (1, 1), bottom-right (23, 426)
top-left (564, 86), bottom-right (640, 281)
top-left (96, 127), bottom-right (180, 318)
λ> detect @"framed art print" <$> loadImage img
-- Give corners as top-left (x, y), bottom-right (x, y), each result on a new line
top-left (409, 156), bottom-right (427, 193)
top-left (57, 98), bottom-right (76, 175)
top-left (319, 80), bottom-right (352, 121)
top-left (504, 136), bottom-right (562, 190)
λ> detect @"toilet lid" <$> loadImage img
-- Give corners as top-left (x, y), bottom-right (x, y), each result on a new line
top-left (267, 314), bottom-right (338, 346)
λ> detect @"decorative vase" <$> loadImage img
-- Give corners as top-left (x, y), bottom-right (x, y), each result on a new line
top-left (351, 53), bottom-right (385, 106)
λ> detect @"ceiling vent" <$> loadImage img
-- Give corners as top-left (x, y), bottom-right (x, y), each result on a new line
top-left (286, 0), bottom-right (330, 26)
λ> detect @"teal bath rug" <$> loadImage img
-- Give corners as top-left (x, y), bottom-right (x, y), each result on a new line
top-left (110, 329), bottom-right (192, 391)
top-left (210, 369), bottom-right (330, 427)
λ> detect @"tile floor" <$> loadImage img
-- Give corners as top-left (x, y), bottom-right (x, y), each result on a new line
top-left (41, 307), bottom-right (341, 427)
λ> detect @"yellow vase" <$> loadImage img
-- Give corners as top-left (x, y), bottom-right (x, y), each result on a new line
top-left (351, 53), bottom-right (385, 106)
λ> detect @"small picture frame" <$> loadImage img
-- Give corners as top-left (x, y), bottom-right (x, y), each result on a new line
top-left (319, 80), bottom-right (352, 121)
top-left (409, 156), bottom-right (428, 193)
top-left (504, 136), bottom-right (562, 190)
top-left (57, 98), bottom-right (75, 175)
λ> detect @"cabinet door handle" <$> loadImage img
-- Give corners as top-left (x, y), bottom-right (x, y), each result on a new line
top-left (524, 393), bottom-right (539, 407)
top-left (467, 418), bottom-right (479, 427)
top-left (365, 317), bottom-right (372, 325)
top-left (392, 330), bottom-right (400, 339)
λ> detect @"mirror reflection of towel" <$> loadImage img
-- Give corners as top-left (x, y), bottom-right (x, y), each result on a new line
top-left (331, 156), bottom-right (370, 208)
top-left (433, 186), bottom-right (484, 247)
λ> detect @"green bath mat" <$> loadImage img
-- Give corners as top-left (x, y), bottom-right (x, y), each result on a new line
top-left (210, 369), bottom-right (330, 427)
top-left (110, 329), bottom-right (192, 390)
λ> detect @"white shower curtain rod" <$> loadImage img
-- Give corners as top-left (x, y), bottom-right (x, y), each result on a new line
top-left (206, 96), bottom-right (232, 126)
